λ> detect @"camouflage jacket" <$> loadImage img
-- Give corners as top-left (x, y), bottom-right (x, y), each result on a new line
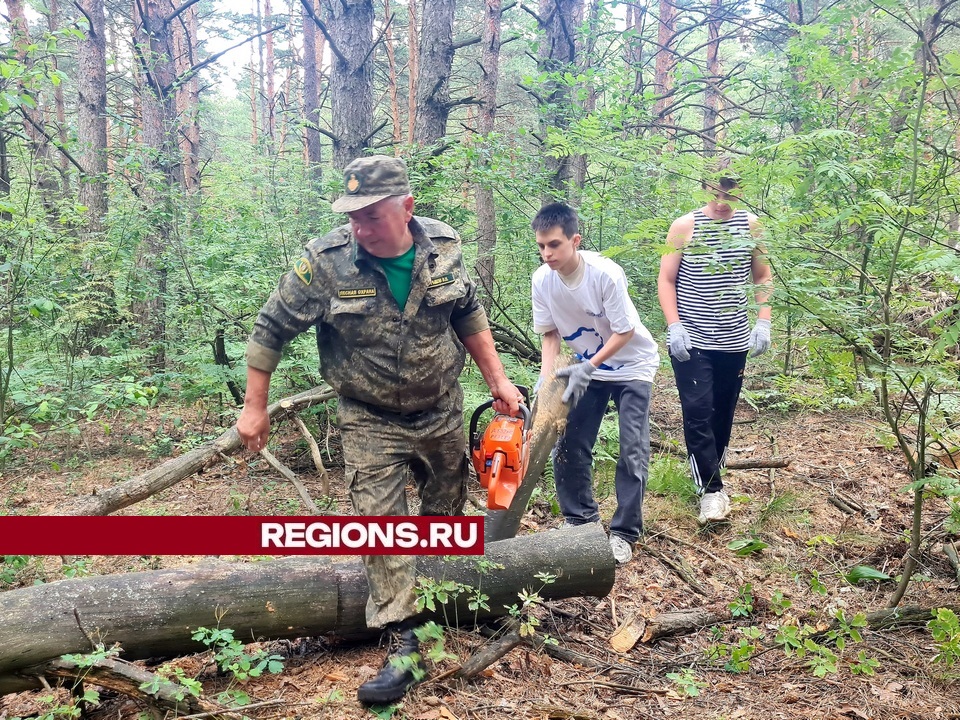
top-left (246, 217), bottom-right (489, 414)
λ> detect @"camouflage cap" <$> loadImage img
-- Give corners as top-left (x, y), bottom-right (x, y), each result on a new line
top-left (330, 155), bottom-right (412, 213)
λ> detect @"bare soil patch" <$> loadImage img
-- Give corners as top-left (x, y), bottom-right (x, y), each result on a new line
top-left (2, 374), bottom-right (959, 720)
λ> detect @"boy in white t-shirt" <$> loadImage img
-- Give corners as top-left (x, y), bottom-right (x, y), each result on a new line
top-left (532, 203), bottom-right (659, 564)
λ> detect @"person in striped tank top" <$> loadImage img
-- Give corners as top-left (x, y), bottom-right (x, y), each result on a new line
top-left (657, 169), bottom-right (773, 524)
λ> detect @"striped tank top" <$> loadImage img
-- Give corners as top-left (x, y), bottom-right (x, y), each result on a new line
top-left (676, 209), bottom-right (754, 352)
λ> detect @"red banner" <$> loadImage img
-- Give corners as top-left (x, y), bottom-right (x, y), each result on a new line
top-left (0, 516), bottom-right (484, 555)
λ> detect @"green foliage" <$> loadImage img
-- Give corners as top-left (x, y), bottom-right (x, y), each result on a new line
top-left (6, 645), bottom-right (122, 719)
top-left (727, 536), bottom-right (769, 557)
top-left (928, 608), bottom-right (960, 670)
top-left (0, 420), bottom-right (41, 465)
top-left (191, 625), bottom-right (284, 686)
top-left (0, 555), bottom-right (31, 586)
top-left (8, 688), bottom-right (101, 720)
top-left (807, 570), bottom-right (828, 596)
top-left (724, 634), bottom-right (759, 673)
top-left (844, 565), bottom-right (892, 585)
top-left (61, 558), bottom-right (92, 579)
top-left (728, 583), bottom-right (754, 618)
top-left (773, 610), bottom-right (872, 678)
top-left (415, 578), bottom-right (463, 614)
top-left (647, 455), bottom-right (697, 504)
top-left (769, 590), bottom-right (793, 617)
top-left (504, 572), bottom-right (559, 643)
top-left (666, 668), bottom-right (706, 697)
top-left (139, 665), bottom-right (202, 703)
top-left (946, 500), bottom-right (960, 536)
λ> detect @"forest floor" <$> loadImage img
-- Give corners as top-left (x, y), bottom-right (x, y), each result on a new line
top-left (2, 371), bottom-right (960, 720)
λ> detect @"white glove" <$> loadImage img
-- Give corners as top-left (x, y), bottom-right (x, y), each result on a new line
top-left (667, 322), bottom-right (692, 362)
top-left (555, 362), bottom-right (596, 407)
top-left (748, 319), bottom-right (771, 357)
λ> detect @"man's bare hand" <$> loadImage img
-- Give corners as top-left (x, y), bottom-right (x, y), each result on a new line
top-left (490, 378), bottom-right (523, 417)
top-left (237, 405), bottom-right (270, 452)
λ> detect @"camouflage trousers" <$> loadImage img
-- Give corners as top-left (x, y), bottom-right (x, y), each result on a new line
top-left (337, 385), bottom-right (469, 628)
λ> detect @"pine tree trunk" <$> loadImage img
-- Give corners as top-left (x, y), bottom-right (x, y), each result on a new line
top-left (474, 0), bottom-right (502, 310)
top-left (537, 0), bottom-right (583, 200)
top-left (173, 0), bottom-right (201, 193)
top-left (653, 0), bottom-right (676, 127)
top-left (407, 0), bottom-right (419, 145)
top-left (302, 0), bottom-right (322, 178)
top-left (702, 0), bottom-right (722, 155)
top-left (327, 0), bottom-right (375, 169)
top-left (265, 0), bottom-right (277, 147)
top-left (569, 0), bottom-right (600, 197)
top-left (625, 4), bottom-right (645, 100)
top-left (413, 0), bottom-right (455, 147)
top-left (249, 52), bottom-right (259, 145)
top-left (5, 0), bottom-right (62, 214)
top-left (46, 0), bottom-right (71, 194)
top-left (384, 0), bottom-right (403, 145)
top-left (77, 0), bottom-right (109, 236)
top-left (131, 0), bottom-right (186, 368)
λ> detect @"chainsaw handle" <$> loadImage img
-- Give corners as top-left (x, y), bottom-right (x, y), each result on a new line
top-left (469, 399), bottom-right (496, 452)
top-left (468, 391), bottom-right (532, 453)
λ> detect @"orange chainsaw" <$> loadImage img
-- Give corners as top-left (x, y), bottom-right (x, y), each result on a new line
top-left (469, 387), bottom-right (532, 510)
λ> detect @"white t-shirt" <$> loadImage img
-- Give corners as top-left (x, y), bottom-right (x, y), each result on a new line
top-left (532, 251), bottom-right (659, 383)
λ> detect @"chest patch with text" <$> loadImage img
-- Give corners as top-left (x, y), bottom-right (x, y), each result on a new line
top-left (338, 287), bottom-right (377, 298)
top-left (429, 273), bottom-right (456, 288)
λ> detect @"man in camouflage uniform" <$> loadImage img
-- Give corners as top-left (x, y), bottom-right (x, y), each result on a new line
top-left (237, 155), bottom-right (521, 705)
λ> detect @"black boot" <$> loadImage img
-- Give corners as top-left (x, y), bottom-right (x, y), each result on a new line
top-left (356, 623), bottom-right (425, 705)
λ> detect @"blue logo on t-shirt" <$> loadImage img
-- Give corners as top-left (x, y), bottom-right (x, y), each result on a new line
top-left (564, 327), bottom-right (624, 372)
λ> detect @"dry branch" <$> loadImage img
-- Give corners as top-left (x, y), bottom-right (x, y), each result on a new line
top-left (56, 386), bottom-right (335, 516)
top-left (291, 414), bottom-right (330, 496)
top-left (259, 448), bottom-right (321, 515)
top-left (639, 543), bottom-right (712, 598)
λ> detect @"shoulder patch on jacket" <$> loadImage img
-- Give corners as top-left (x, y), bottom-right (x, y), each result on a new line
top-left (293, 257), bottom-right (313, 285)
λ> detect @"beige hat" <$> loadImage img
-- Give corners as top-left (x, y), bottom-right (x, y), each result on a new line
top-left (330, 155), bottom-right (412, 213)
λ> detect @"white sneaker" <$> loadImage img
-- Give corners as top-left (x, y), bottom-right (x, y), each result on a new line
top-left (560, 519), bottom-right (599, 530)
top-left (698, 491), bottom-right (731, 524)
top-left (609, 535), bottom-right (633, 564)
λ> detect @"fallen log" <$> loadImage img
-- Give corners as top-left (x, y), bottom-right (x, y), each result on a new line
top-left (638, 603), bottom-right (960, 646)
top-left (641, 603), bottom-right (733, 643)
top-left (56, 386), bottom-right (336, 516)
top-left (649, 439), bottom-right (789, 471)
top-left (453, 621), bottom-right (524, 680)
top-left (43, 656), bottom-right (214, 716)
top-left (725, 457), bottom-right (790, 470)
top-left (862, 604), bottom-right (960, 630)
top-left (0, 524), bottom-right (613, 695)
top-left (942, 542), bottom-right (960, 583)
